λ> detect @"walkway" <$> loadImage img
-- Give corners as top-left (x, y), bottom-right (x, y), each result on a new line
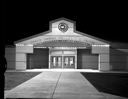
top-left (5, 71), bottom-right (126, 99)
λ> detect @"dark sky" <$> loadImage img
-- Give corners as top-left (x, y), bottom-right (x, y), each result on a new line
top-left (2, 1), bottom-right (128, 46)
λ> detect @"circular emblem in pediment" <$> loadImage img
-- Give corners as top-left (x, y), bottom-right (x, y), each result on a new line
top-left (58, 22), bottom-right (68, 32)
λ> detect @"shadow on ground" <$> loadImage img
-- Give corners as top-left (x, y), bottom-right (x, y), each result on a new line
top-left (81, 72), bottom-right (128, 98)
top-left (5, 72), bottom-right (41, 90)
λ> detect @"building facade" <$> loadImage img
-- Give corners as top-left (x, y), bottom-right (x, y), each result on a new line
top-left (5, 18), bottom-right (128, 71)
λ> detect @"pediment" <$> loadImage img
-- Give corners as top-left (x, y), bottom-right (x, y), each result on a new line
top-left (15, 18), bottom-right (109, 46)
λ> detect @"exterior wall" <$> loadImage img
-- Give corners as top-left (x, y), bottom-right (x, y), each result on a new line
top-left (16, 45), bottom-right (33, 70)
top-left (27, 48), bottom-right (49, 69)
top-left (5, 47), bottom-right (15, 70)
top-left (77, 49), bottom-right (98, 69)
top-left (92, 46), bottom-right (110, 70)
top-left (16, 53), bottom-right (26, 70)
top-left (99, 54), bottom-right (109, 70)
top-left (47, 20), bottom-right (76, 36)
top-left (110, 48), bottom-right (128, 71)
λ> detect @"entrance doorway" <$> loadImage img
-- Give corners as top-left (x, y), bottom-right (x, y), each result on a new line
top-left (63, 56), bottom-right (75, 68)
top-left (51, 56), bottom-right (62, 68)
top-left (50, 56), bottom-right (75, 68)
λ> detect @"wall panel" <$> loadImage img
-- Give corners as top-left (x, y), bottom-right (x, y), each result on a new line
top-left (77, 49), bottom-right (98, 69)
top-left (110, 48), bottom-right (128, 71)
top-left (27, 48), bottom-right (49, 69)
top-left (5, 47), bottom-right (15, 70)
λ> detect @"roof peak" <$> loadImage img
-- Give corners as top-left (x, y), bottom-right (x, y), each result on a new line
top-left (49, 17), bottom-right (76, 24)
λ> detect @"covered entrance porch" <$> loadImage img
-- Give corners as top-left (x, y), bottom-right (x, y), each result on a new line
top-left (16, 37), bottom-right (110, 70)
top-left (49, 47), bottom-right (77, 69)
top-left (15, 18), bottom-right (110, 71)
top-left (15, 36), bottom-right (110, 70)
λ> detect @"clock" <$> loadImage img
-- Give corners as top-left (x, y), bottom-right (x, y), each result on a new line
top-left (58, 22), bottom-right (68, 32)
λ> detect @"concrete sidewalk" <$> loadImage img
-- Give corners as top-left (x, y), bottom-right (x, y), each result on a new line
top-left (5, 71), bottom-right (60, 98)
top-left (5, 71), bottom-right (126, 99)
top-left (53, 72), bottom-right (104, 99)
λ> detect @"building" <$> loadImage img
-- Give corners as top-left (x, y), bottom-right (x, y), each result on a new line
top-left (5, 18), bottom-right (128, 71)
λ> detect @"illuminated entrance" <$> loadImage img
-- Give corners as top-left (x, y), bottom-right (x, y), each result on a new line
top-left (50, 56), bottom-right (75, 68)
top-left (14, 18), bottom-right (110, 71)
top-left (49, 48), bottom-right (77, 69)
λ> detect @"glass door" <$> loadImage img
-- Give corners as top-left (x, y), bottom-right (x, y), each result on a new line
top-left (63, 56), bottom-right (75, 68)
top-left (51, 56), bottom-right (62, 68)
top-left (50, 56), bottom-right (75, 68)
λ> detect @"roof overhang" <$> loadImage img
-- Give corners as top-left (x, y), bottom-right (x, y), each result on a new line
top-left (34, 39), bottom-right (91, 48)
top-left (15, 18), bottom-right (110, 48)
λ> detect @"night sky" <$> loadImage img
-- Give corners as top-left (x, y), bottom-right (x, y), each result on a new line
top-left (2, 1), bottom-right (128, 46)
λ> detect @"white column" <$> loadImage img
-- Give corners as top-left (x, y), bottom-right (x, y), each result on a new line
top-left (99, 54), bottom-right (110, 70)
top-left (98, 54), bottom-right (100, 70)
top-left (49, 49), bottom-right (51, 69)
top-left (62, 51), bottom-right (64, 69)
top-left (16, 53), bottom-right (26, 70)
top-left (15, 44), bottom-right (33, 70)
top-left (92, 45), bottom-right (110, 71)
top-left (75, 50), bottom-right (77, 69)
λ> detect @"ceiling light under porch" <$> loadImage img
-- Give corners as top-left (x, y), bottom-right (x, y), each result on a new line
top-left (34, 40), bottom-right (91, 48)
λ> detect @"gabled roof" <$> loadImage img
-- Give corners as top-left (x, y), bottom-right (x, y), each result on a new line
top-left (74, 30), bottom-right (110, 44)
top-left (14, 17), bottom-right (110, 45)
top-left (49, 17), bottom-right (76, 26)
top-left (14, 30), bottom-right (51, 44)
